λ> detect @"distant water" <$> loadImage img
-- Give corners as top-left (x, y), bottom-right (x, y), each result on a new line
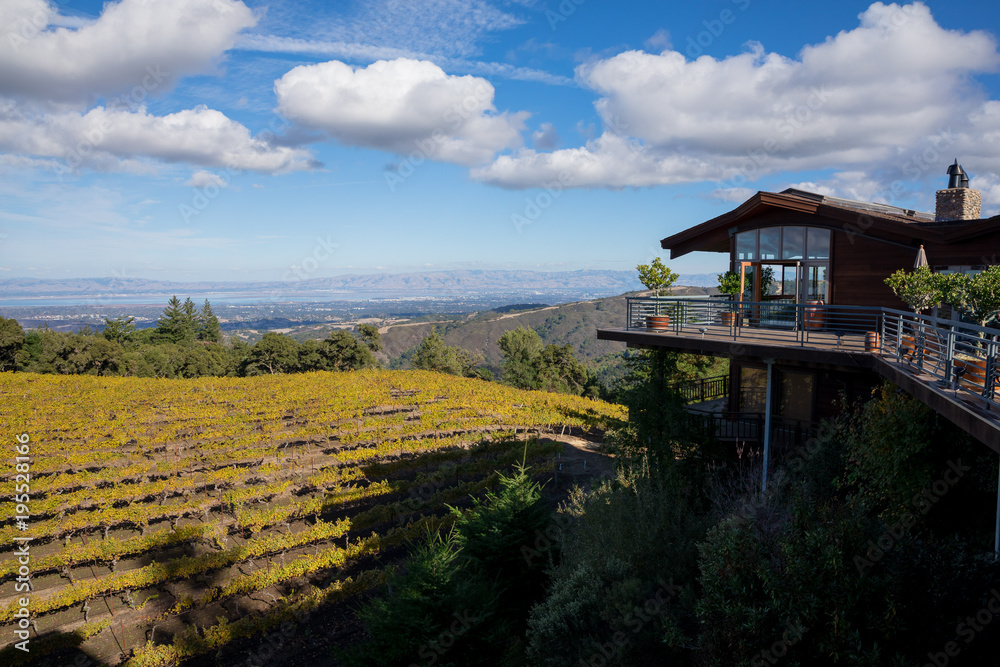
top-left (0, 290), bottom-right (598, 308)
top-left (0, 294), bottom-right (365, 307)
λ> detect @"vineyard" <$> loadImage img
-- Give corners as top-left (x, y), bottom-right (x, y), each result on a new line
top-left (0, 370), bottom-right (625, 666)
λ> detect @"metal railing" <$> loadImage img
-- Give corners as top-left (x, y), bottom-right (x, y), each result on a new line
top-left (669, 374), bottom-right (730, 403)
top-left (621, 296), bottom-right (1000, 412)
top-left (625, 296), bottom-right (884, 349)
top-left (686, 409), bottom-right (818, 449)
top-left (880, 308), bottom-right (1000, 410)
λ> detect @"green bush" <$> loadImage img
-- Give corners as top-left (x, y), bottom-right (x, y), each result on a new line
top-left (526, 463), bottom-right (709, 666)
top-left (344, 464), bottom-right (551, 667)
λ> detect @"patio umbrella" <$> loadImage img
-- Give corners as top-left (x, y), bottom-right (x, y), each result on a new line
top-left (914, 245), bottom-right (928, 269)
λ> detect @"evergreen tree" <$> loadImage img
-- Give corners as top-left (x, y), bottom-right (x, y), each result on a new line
top-left (197, 300), bottom-right (222, 343)
top-left (181, 298), bottom-right (198, 341)
top-left (102, 315), bottom-right (136, 347)
top-left (0, 316), bottom-right (25, 371)
top-left (154, 296), bottom-right (186, 343)
top-left (498, 327), bottom-right (544, 389)
top-left (324, 330), bottom-right (377, 371)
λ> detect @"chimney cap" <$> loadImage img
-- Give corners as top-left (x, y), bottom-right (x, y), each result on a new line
top-left (946, 159), bottom-right (969, 189)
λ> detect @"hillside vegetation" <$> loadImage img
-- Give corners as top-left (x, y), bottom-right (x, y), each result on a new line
top-left (379, 287), bottom-right (714, 370)
top-left (0, 370), bottom-right (624, 667)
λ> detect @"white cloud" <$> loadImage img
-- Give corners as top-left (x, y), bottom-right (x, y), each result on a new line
top-left (1, 0), bottom-right (256, 104)
top-left (475, 2), bottom-right (1000, 190)
top-left (187, 170), bottom-right (227, 188)
top-left (532, 122), bottom-right (560, 150)
top-left (707, 187), bottom-right (757, 203)
top-left (275, 58), bottom-right (529, 166)
top-left (472, 133), bottom-right (720, 189)
top-left (0, 102), bottom-right (317, 173)
top-left (237, 34), bottom-right (572, 86)
top-left (644, 29), bottom-right (672, 52)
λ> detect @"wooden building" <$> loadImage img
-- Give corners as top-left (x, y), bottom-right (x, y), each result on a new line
top-left (598, 174), bottom-right (1000, 447)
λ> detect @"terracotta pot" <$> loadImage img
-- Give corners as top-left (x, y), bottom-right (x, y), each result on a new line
top-left (646, 315), bottom-right (670, 331)
top-left (803, 300), bottom-right (825, 330)
top-left (864, 331), bottom-right (880, 353)
top-left (955, 356), bottom-right (988, 387)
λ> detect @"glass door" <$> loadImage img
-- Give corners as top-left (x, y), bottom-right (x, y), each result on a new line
top-left (799, 263), bottom-right (829, 303)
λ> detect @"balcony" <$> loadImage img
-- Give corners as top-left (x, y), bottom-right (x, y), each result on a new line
top-left (598, 296), bottom-right (1000, 451)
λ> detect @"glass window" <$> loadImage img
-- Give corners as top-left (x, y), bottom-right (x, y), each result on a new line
top-left (736, 230), bottom-right (756, 261)
top-left (778, 265), bottom-right (797, 297)
top-left (806, 228), bottom-right (830, 259)
top-left (806, 265), bottom-right (828, 302)
top-left (778, 370), bottom-right (814, 422)
top-left (781, 226), bottom-right (804, 260)
top-left (739, 367), bottom-right (767, 413)
top-left (759, 228), bottom-right (780, 260)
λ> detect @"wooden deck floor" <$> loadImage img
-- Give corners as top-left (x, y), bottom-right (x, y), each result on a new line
top-left (598, 324), bottom-right (1000, 452)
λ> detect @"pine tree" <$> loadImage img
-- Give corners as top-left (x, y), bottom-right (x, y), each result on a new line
top-left (197, 300), bottom-right (222, 343)
top-left (154, 296), bottom-right (185, 343)
top-left (181, 298), bottom-right (198, 342)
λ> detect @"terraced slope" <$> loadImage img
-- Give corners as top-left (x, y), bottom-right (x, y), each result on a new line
top-left (0, 370), bottom-right (624, 666)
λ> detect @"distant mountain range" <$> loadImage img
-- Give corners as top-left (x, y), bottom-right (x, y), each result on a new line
top-left (0, 270), bottom-right (721, 302)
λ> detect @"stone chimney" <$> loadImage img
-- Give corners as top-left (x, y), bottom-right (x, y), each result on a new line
top-left (935, 160), bottom-right (982, 221)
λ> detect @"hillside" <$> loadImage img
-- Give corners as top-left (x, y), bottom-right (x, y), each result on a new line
top-left (0, 370), bottom-right (624, 667)
top-left (378, 286), bottom-right (716, 369)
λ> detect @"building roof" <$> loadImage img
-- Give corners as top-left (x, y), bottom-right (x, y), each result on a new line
top-left (661, 188), bottom-right (998, 259)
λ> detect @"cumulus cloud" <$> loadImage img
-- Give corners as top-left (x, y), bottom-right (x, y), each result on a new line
top-left (474, 2), bottom-right (1000, 190)
top-left (275, 58), bottom-right (529, 166)
top-left (532, 122), bottom-right (560, 150)
top-left (187, 170), bottom-right (228, 188)
top-left (0, 0), bottom-right (256, 104)
top-left (707, 187), bottom-right (757, 203)
top-left (0, 1), bottom-right (320, 176)
top-left (472, 133), bottom-right (721, 189)
top-left (0, 102), bottom-right (316, 173)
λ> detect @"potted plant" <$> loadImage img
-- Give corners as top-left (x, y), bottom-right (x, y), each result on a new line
top-left (946, 266), bottom-right (1000, 331)
top-left (884, 266), bottom-right (947, 315)
top-left (636, 258), bottom-right (679, 331)
top-left (944, 267), bottom-right (1000, 395)
top-left (884, 266), bottom-right (949, 360)
top-left (717, 271), bottom-right (742, 326)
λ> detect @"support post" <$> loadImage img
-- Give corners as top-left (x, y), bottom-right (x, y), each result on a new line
top-left (995, 453), bottom-right (1000, 559)
top-left (762, 358), bottom-right (774, 493)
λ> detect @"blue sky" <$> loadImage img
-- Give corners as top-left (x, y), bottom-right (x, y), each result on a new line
top-left (2, 0), bottom-right (1000, 282)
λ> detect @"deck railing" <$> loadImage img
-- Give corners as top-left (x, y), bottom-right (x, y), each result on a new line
top-left (623, 296), bottom-right (1000, 412)
top-left (686, 409), bottom-right (818, 450)
top-left (669, 374), bottom-right (730, 403)
top-left (880, 308), bottom-right (1000, 410)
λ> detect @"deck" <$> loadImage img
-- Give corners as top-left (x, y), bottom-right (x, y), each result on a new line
top-left (598, 297), bottom-right (1000, 452)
